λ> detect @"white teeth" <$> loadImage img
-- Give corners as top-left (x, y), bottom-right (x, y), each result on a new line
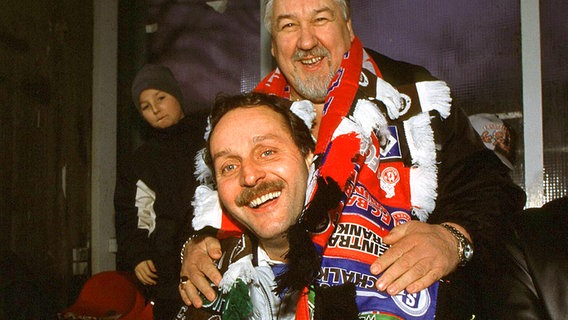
top-left (248, 191), bottom-right (281, 208)
top-left (300, 56), bottom-right (323, 65)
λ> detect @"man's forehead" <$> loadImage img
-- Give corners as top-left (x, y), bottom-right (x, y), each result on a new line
top-left (273, 0), bottom-right (337, 15)
top-left (210, 107), bottom-right (290, 148)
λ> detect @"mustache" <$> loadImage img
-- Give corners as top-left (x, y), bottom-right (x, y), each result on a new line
top-left (292, 46), bottom-right (330, 61)
top-left (235, 180), bottom-right (285, 207)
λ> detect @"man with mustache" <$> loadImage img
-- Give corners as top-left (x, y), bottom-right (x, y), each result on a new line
top-left (180, 92), bottom-right (315, 319)
top-left (180, 0), bottom-right (525, 318)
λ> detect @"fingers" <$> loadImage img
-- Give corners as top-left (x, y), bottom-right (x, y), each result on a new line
top-left (405, 267), bottom-right (443, 294)
top-left (146, 259), bottom-right (157, 273)
top-left (135, 260), bottom-right (158, 286)
top-left (371, 222), bottom-right (458, 295)
top-left (178, 235), bottom-right (223, 307)
top-left (203, 236), bottom-right (223, 260)
top-left (369, 221), bottom-right (415, 276)
top-left (179, 276), bottom-right (206, 308)
top-left (381, 221), bottom-right (410, 244)
top-left (376, 253), bottom-right (443, 295)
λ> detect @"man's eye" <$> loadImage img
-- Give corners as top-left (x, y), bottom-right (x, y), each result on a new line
top-left (261, 150), bottom-right (275, 157)
top-left (221, 164), bottom-right (236, 174)
top-left (314, 17), bottom-right (330, 25)
top-left (158, 95), bottom-right (166, 101)
top-left (279, 22), bottom-right (296, 31)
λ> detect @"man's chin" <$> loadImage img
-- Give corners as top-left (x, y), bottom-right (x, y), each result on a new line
top-left (295, 89), bottom-right (327, 103)
top-left (294, 78), bottom-right (332, 102)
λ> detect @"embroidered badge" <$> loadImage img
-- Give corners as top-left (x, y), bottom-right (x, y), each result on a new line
top-left (392, 288), bottom-right (433, 318)
top-left (391, 211), bottom-right (411, 227)
top-left (380, 167), bottom-right (400, 198)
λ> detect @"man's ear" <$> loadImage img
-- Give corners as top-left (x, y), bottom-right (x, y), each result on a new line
top-left (346, 19), bottom-right (355, 41)
top-left (305, 152), bottom-right (314, 169)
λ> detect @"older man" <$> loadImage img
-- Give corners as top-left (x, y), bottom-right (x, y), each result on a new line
top-left (180, 0), bottom-right (525, 318)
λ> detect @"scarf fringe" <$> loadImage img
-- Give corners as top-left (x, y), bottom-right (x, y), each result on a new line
top-left (275, 223), bottom-right (321, 294)
top-left (192, 185), bottom-right (223, 230)
top-left (374, 77), bottom-right (411, 120)
top-left (416, 81), bottom-right (452, 119)
top-left (291, 100), bottom-right (317, 140)
top-left (331, 99), bottom-right (389, 158)
top-left (223, 279), bottom-right (254, 320)
top-left (352, 99), bottom-right (390, 147)
top-left (276, 177), bottom-right (343, 294)
top-left (313, 283), bottom-right (359, 320)
top-left (404, 113), bottom-right (438, 221)
top-left (219, 253), bottom-right (257, 293)
top-left (194, 147), bottom-right (214, 186)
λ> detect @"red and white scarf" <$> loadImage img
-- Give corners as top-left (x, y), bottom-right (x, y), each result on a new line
top-left (192, 37), bottom-right (452, 319)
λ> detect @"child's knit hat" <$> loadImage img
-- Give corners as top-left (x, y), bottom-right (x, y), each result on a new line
top-left (131, 64), bottom-right (186, 114)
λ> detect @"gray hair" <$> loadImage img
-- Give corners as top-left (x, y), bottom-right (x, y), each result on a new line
top-left (263, 0), bottom-right (351, 34)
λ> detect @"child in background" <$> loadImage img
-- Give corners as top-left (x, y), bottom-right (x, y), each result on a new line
top-left (115, 64), bottom-right (202, 320)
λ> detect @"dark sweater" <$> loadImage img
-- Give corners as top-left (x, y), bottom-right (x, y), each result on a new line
top-left (114, 115), bottom-right (205, 304)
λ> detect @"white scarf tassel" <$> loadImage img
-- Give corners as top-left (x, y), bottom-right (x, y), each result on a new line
top-left (352, 99), bottom-right (389, 140)
top-left (291, 100), bottom-right (317, 135)
top-left (416, 81), bottom-right (452, 119)
top-left (194, 148), bottom-right (214, 186)
top-left (374, 77), bottom-right (408, 120)
top-left (218, 253), bottom-right (258, 293)
top-left (404, 113), bottom-right (438, 221)
top-left (192, 185), bottom-right (223, 231)
top-left (331, 99), bottom-right (390, 155)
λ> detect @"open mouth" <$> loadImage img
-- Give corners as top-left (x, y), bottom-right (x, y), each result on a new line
top-left (247, 191), bottom-right (281, 208)
top-left (300, 56), bottom-right (323, 66)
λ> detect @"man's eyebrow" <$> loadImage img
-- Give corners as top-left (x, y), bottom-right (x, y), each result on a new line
top-left (252, 134), bottom-right (275, 143)
top-left (212, 149), bottom-right (231, 162)
top-left (253, 133), bottom-right (288, 146)
top-left (212, 134), bottom-right (281, 160)
top-left (275, 7), bottom-right (334, 23)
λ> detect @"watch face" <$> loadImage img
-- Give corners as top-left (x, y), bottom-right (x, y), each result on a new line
top-left (464, 244), bottom-right (474, 260)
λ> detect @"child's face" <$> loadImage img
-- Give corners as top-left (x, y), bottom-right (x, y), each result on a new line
top-left (139, 89), bottom-right (184, 129)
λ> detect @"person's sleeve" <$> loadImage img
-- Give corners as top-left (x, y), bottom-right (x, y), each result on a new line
top-left (114, 155), bottom-right (153, 272)
top-left (428, 106), bottom-right (526, 268)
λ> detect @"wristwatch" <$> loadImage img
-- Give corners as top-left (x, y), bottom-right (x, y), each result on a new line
top-left (441, 223), bottom-right (474, 267)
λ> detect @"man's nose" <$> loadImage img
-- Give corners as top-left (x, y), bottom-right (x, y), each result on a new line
top-left (298, 25), bottom-right (318, 51)
top-left (240, 159), bottom-right (265, 187)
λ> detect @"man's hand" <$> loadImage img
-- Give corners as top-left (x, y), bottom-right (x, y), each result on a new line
top-left (370, 221), bottom-right (466, 295)
top-left (135, 260), bottom-right (158, 285)
top-left (178, 235), bottom-right (223, 307)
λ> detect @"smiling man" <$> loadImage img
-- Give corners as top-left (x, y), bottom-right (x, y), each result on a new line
top-left (181, 92), bottom-right (315, 319)
top-left (209, 94), bottom-right (313, 258)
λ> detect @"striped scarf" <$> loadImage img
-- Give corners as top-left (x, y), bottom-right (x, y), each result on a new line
top-left (192, 36), bottom-right (452, 319)
top-left (255, 37), bottom-right (451, 320)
